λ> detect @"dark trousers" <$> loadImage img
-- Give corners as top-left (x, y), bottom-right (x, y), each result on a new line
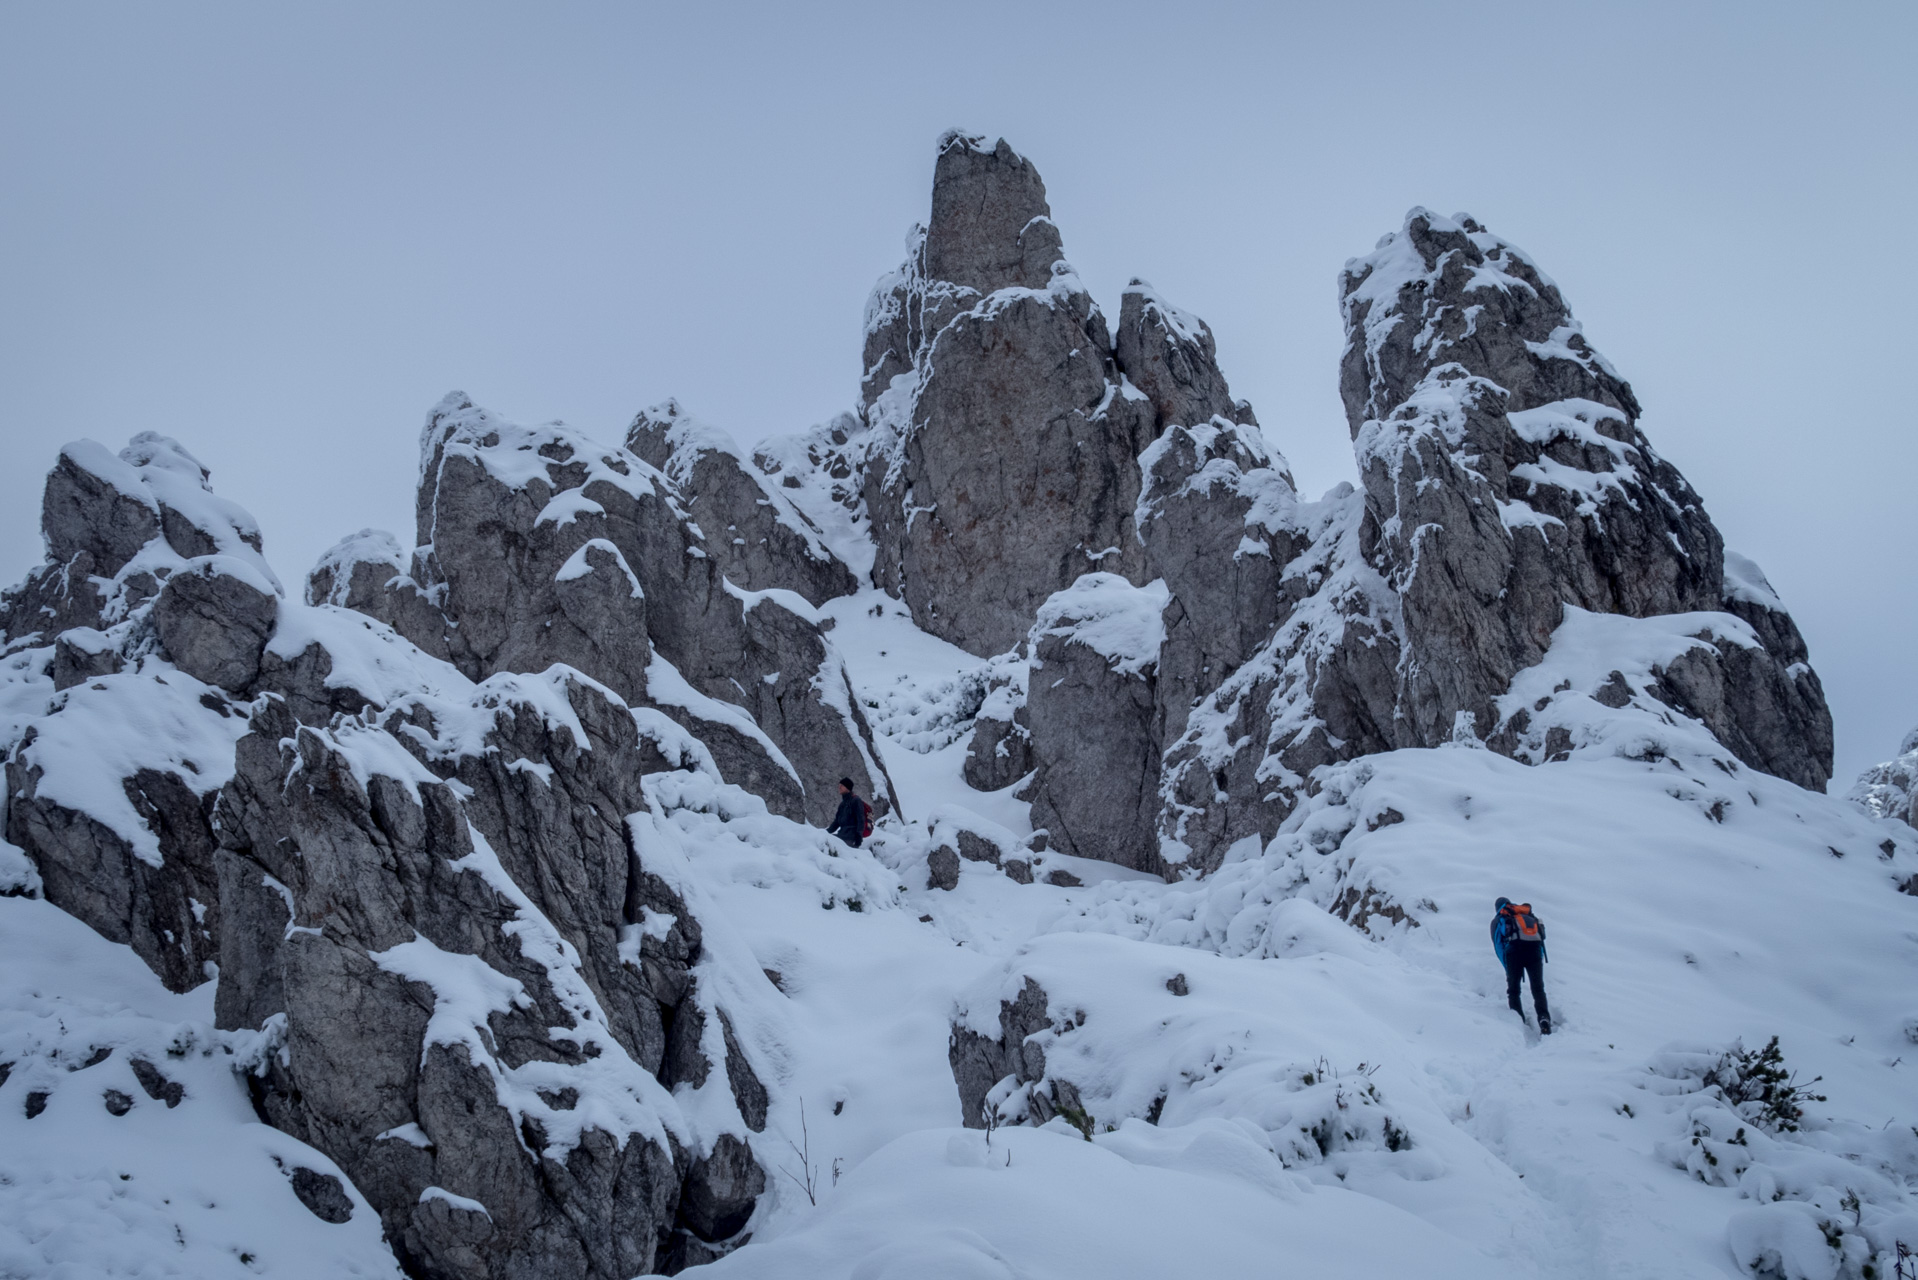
top-left (1504, 941), bottom-right (1549, 1024)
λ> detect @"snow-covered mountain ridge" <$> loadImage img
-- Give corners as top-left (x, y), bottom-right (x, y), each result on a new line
top-left (3, 130), bottom-right (1914, 1279)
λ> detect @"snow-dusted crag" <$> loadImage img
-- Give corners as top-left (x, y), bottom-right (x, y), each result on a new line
top-left (328, 393), bottom-right (892, 829)
top-left (0, 418), bottom-right (861, 1274)
top-left (1851, 726), bottom-right (1918, 831)
top-left (825, 173), bottom-right (1838, 876)
top-left (4, 131), bottom-right (1897, 1280)
top-left (855, 132), bottom-right (1158, 657)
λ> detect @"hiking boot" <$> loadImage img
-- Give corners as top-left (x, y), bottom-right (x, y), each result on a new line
top-left (1538, 1018), bottom-right (1553, 1036)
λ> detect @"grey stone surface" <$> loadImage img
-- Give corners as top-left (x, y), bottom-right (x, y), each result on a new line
top-left (304, 529), bottom-right (454, 661)
top-left (4, 434), bottom-right (274, 645)
top-left (1339, 209), bottom-right (1831, 788)
top-left (948, 976), bottom-right (1052, 1130)
top-left (926, 845), bottom-right (960, 891)
top-left (627, 401), bottom-right (856, 606)
top-left (6, 757), bottom-right (222, 993)
top-left (962, 709), bottom-right (1032, 793)
top-left (290, 1167), bottom-right (355, 1224)
top-left (1848, 727), bottom-right (1918, 830)
top-left (51, 630), bottom-right (125, 691)
top-left (151, 559), bottom-right (279, 694)
top-left (211, 681), bottom-right (761, 1279)
top-left (1113, 281), bottom-right (1257, 438)
top-left (859, 133), bottom-right (1153, 657)
top-left (1135, 418), bottom-right (1298, 745)
top-left (389, 393), bottom-right (893, 826)
top-left (1022, 578), bottom-right (1167, 876)
top-left (1154, 487), bottom-right (1403, 875)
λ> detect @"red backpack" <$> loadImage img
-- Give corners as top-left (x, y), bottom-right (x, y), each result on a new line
top-left (861, 799), bottom-right (874, 839)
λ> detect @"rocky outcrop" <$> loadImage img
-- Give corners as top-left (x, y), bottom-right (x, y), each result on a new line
top-left (1339, 209), bottom-right (1830, 787)
top-left (858, 132), bottom-right (1155, 656)
top-left (1850, 727), bottom-right (1918, 829)
top-left (151, 557), bottom-right (280, 693)
top-left (211, 684), bottom-right (748, 1279)
top-left (626, 400), bottom-right (856, 606)
top-left (1022, 576), bottom-right (1169, 875)
top-left (2, 422), bottom-right (787, 1276)
top-left (2, 435), bottom-right (281, 989)
top-left (948, 975), bottom-right (1054, 1130)
top-left (319, 393), bottom-right (892, 828)
top-left (2, 433), bottom-right (279, 645)
top-left (960, 660), bottom-right (1032, 794)
top-left (305, 529), bottom-right (453, 661)
top-left (6, 743), bottom-right (226, 994)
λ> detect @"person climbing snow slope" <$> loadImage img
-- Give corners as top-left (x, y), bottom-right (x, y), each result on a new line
top-left (1492, 897), bottom-right (1552, 1035)
top-left (827, 777), bottom-right (871, 849)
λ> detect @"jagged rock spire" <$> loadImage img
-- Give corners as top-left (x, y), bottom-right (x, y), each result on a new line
top-left (858, 132), bottom-right (1154, 657)
top-left (923, 132), bottom-right (1063, 297)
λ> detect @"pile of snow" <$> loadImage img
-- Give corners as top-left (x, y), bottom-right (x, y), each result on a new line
top-left (0, 896), bottom-right (402, 1279)
top-left (1029, 574), bottom-right (1169, 676)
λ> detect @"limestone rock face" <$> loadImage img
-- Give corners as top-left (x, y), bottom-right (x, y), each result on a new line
top-left (3, 433), bottom-right (280, 645)
top-left (1339, 210), bottom-right (1830, 787)
top-left (1135, 419), bottom-right (1297, 745)
top-left (2, 435), bottom-right (280, 988)
top-left (1113, 281), bottom-right (1258, 438)
top-left (859, 132), bottom-right (1154, 657)
top-left (2, 422), bottom-right (786, 1276)
top-left (6, 745), bottom-right (226, 993)
top-left (1155, 487), bottom-right (1403, 873)
top-left (1850, 727), bottom-right (1918, 830)
top-left (212, 670), bottom-right (770, 1278)
top-left (325, 393), bottom-right (893, 827)
top-left (961, 660), bottom-right (1032, 794)
top-left (304, 529), bottom-right (453, 661)
top-left (214, 708), bottom-right (671, 1278)
top-left (626, 400), bottom-right (856, 606)
top-left (151, 558), bottom-right (280, 693)
top-left (407, 395), bottom-right (657, 701)
top-left (1022, 576), bottom-right (1168, 875)
top-left (948, 976), bottom-right (1052, 1131)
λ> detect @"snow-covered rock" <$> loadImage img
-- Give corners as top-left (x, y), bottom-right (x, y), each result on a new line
top-left (1850, 725), bottom-right (1918, 830)
top-left (342, 392), bottom-right (894, 828)
top-left (0, 133), bottom-right (1896, 1280)
top-left (1337, 210), bottom-right (1831, 789)
top-left (627, 399), bottom-right (858, 606)
top-left (1023, 575), bottom-right (1170, 874)
top-left (857, 132), bottom-right (1156, 657)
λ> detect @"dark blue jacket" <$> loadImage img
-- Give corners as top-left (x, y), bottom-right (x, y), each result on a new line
top-left (827, 792), bottom-right (865, 846)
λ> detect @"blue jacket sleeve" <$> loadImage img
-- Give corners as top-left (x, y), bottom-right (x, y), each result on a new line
top-left (1490, 917), bottom-right (1506, 964)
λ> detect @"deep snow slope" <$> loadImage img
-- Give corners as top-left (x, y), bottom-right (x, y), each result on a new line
top-left (691, 589), bottom-right (1915, 1280)
top-left (5, 592), bottom-right (1915, 1280)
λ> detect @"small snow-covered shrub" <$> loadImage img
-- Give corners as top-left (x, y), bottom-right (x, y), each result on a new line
top-left (1704, 1037), bottom-right (1827, 1134)
top-left (861, 650), bottom-right (1022, 754)
top-left (1645, 1042), bottom-right (1917, 1280)
top-left (1259, 1060), bottom-right (1413, 1168)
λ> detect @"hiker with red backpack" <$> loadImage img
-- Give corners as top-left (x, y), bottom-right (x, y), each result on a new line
top-left (1491, 897), bottom-right (1552, 1035)
top-left (827, 777), bottom-right (873, 849)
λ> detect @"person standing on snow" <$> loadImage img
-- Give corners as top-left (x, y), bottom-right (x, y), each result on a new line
top-left (826, 777), bottom-right (870, 849)
top-left (1491, 897), bottom-right (1552, 1035)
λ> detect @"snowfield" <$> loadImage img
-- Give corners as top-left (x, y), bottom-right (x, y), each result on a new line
top-left (4, 578), bottom-right (1917, 1278)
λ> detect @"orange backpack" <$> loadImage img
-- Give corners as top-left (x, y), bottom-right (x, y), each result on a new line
top-left (1504, 903), bottom-right (1542, 943)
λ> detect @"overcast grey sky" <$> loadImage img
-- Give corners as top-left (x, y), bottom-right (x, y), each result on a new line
top-left (3, 1), bottom-right (1912, 783)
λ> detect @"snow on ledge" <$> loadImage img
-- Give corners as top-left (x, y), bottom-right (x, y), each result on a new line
top-left (1030, 574), bottom-right (1170, 676)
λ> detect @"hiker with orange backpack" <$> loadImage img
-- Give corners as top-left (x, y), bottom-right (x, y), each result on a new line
top-left (1492, 897), bottom-right (1552, 1035)
top-left (826, 777), bottom-right (873, 849)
